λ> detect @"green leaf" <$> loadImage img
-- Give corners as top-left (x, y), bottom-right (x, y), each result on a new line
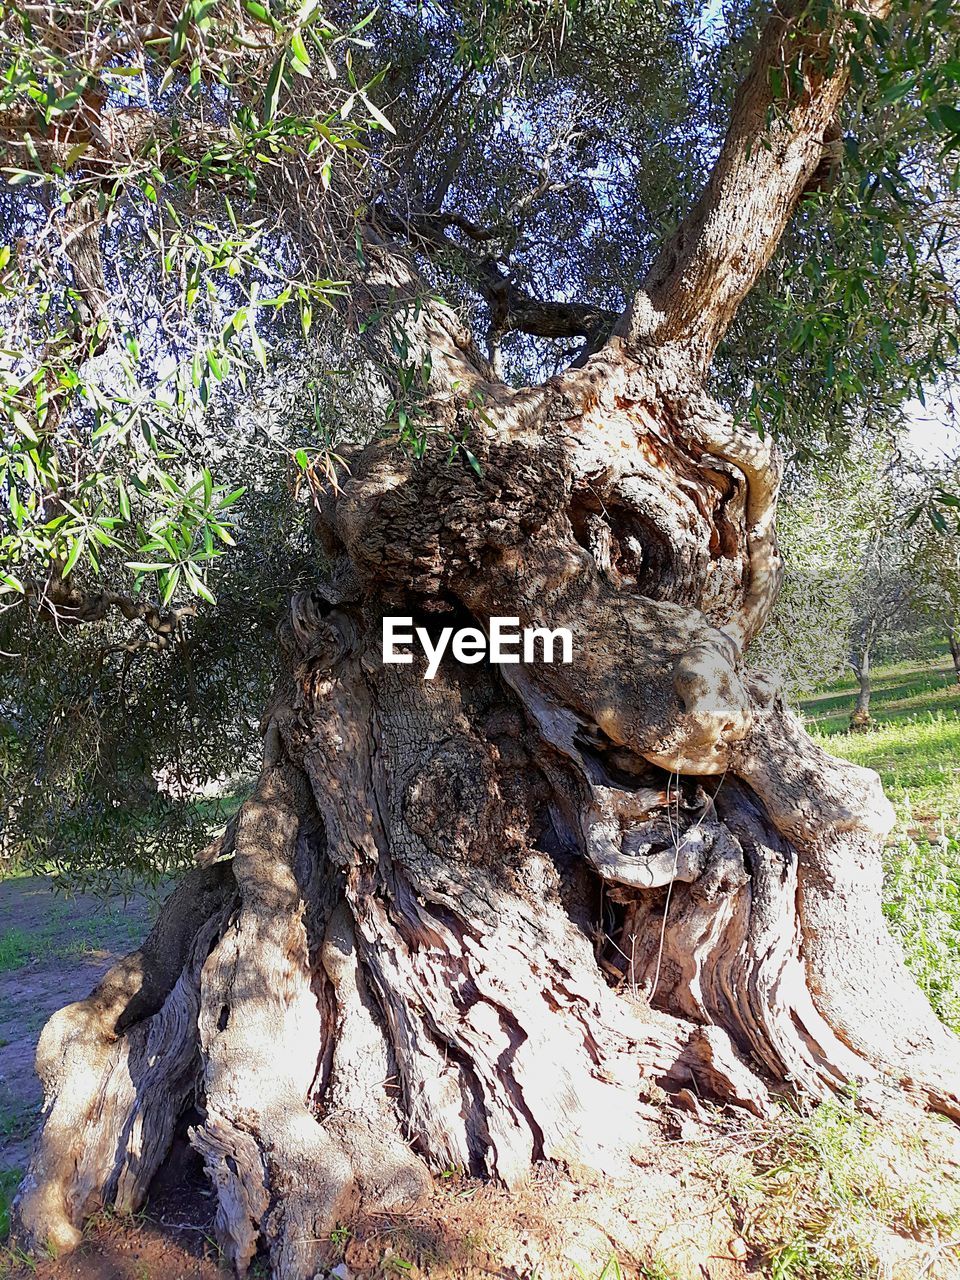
top-left (242, 0), bottom-right (272, 22)
top-left (361, 92), bottom-right (395, 134)
top-left (461, 445), bottom-right (483, 478)
top-left (61, 536), bottom-right (84, 578)
top-left (263, 53), bottom-right (286, 122)
top-left (247, 318), bottom-right (268, 371)
top-left (184, 565), bottom-right (217, 603)
top-left (6, 169), bottom-right (40, 187)
top-left (291, 31), bottom-right (311, 65)
top-left (12, 411), bottom-right (40, 444)
top-left (160, 567), bottom-right (181, 605)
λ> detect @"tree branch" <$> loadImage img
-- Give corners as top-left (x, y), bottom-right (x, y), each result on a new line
top-left (622, 0), bottom-right (889, 368)
top-left (33, 577), bottom-right (196, 645)
top-left (0, 104), bottom-right (232, 181)
top-left (375, 206), bottom-right (616, 352)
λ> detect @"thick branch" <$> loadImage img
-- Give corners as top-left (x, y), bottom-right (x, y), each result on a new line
top-left (375, 207), bottom-right (616, 350)
top-left (622, 0), bottom-right (889, 367)
top-left (61, 195), bottom-right (110, 350)
top-left (33, 576), bottom-right (196, 641)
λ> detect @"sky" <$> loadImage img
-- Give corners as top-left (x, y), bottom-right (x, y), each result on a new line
top-left (904, 392), bottom-right (960, 461)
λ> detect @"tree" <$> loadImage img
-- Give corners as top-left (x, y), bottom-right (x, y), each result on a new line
top-left (847, 525), bottom-right (916, 728)
top-left (839, 453), bottom-right (919, 731)
top-left (907, 454), bottom-right (960, 683)
top-left (3, 0), bottom-right (960, 1275)
top-left (751, 445), bottom-right (891, 699)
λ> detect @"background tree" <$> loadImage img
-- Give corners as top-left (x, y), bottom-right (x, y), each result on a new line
top-left (907, 452), bottom-right (960, 683)
top-left (847, 523), bottom-right (918, 728)
top-left (751, 443), bottom-right (891, 698)
top-left (2, 0), bottom-right (960, 1275)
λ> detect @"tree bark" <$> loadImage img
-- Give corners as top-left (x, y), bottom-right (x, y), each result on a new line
top-left (948, 618), bottom-right (960, 685)
top-left (15, 1), bottom-right (960, 1275)
top-left (13, 340), bottom-right (959, 1276)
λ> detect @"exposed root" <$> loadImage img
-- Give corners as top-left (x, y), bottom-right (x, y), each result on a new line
top-left (13, 861), bottom-right (236, 1256)
top-left (744, 703), bottom-right (960, 1118)
top-left (189, 763), bottom-right (430, 1278)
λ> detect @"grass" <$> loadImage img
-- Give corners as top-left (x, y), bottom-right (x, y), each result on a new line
top-left (698, 643), bottom-right (960, 1278)
top-left (800, 644), bottom-right (960, 822)
top-left (883, 831), bottom-right (960, 1032)
top-left (0, 1101), bottom-right (37, 1148)
top-left (0, 901), bottom-right (150, 975)
top-left (0, 933), bottom-right (30, 975)
top-left (796, 643), bottom-right (960, 1034)
top-left (712, 1094), bottom-right (960, 1280)
top-left (0, 1170), bottom-right (19, 1243)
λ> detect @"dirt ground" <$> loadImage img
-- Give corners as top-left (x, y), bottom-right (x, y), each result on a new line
top-left (0, 875), bottom-right (160, 1177)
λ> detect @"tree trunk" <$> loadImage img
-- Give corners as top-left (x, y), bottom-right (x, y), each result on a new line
top-left (13, 343), bottom-right (960, 1278)
top-left (948, 619), bottom-right (960, 685)
top-left (16, 0), bottom-right (958, 1270)
top-left (850, 630), bottom-right (875, 732)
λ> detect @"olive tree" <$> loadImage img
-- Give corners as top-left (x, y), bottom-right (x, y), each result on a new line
top-left (2, 0), bottom-right (960, 1274)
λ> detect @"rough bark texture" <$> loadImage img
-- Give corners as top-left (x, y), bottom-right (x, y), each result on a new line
top-left (15, 0), bottom-right (960, 1274)
top-left (14, 339), bottom-right (960, 1275)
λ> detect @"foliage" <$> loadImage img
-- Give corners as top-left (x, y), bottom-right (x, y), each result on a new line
top-left (752, 442), bottom-right (920, 696)
top-left (720, 0), bottom-right (960, 460)
top-left (903, 453), bottom-right (960, 625)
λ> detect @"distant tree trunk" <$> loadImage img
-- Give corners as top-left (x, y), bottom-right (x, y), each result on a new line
top-left (850, 624), bottom-right (876, 732)
top-left (14, 2), bottom-right (960, 1276)
top-left (947, 618), bottom-right (960, 685)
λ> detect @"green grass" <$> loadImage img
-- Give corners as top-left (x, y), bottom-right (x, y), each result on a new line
top-left (713, 1095), bottom-right (960, 1280)
top-left (797, 646), bottom-right (960, 1034)
top-left (0, 1168), bottom-right (20, 1242)
top-left (0, 932), bottom-right (30, 975)
top-left (0, 901), bottom-right (149, 975)
top-left (0, 1100), bottom-right (36, 1147)
top-left (800, 648), bottom-right (960, 822)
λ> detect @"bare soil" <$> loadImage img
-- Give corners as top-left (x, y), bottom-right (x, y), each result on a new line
top-left (0, 875), bottom-right (159, 1174)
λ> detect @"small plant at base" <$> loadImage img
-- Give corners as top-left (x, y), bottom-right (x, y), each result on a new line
top-left (638, 1259), bottom-right (678, 1280)
top-left (328, 1223), bottom-right (351, 1254)
top-left (574, 1253), bottom-right (626, 1280)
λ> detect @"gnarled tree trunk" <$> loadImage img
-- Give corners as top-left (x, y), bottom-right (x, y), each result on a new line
top-left (13, 1), bottom-right (960, 1276)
